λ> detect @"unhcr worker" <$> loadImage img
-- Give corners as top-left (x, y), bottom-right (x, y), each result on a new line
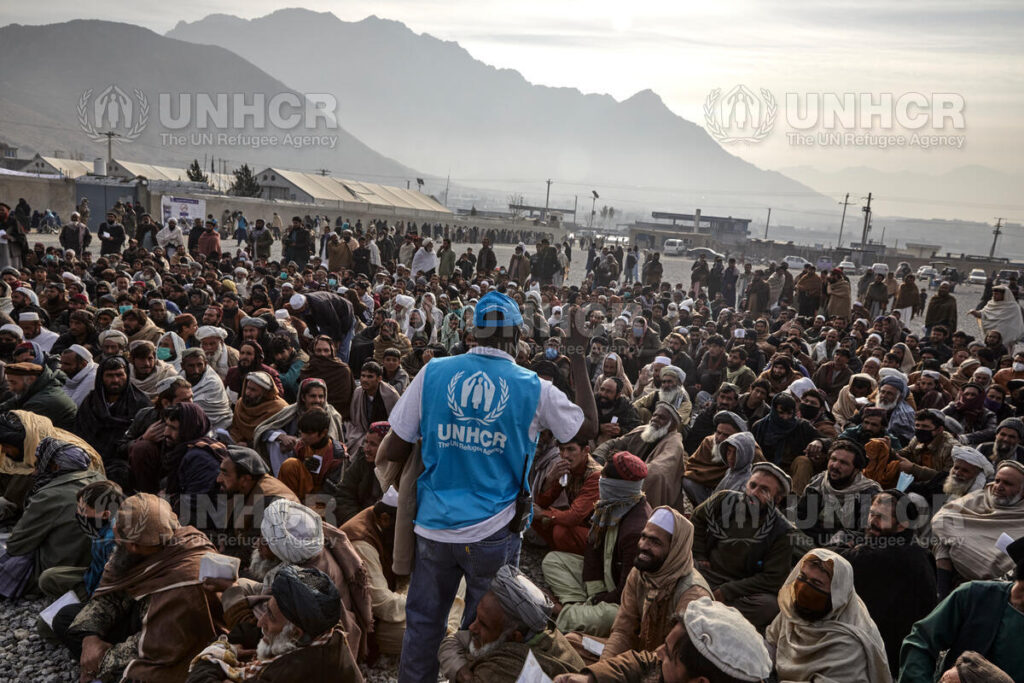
top-left (381, 291), bottom-right (597, 683)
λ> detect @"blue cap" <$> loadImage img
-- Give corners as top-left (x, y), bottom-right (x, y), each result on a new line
top-left (474, 291), bottom-right (523, 328)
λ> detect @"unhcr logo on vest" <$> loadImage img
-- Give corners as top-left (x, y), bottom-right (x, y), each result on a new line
top-left (437, 370), bottom-right (511, 451)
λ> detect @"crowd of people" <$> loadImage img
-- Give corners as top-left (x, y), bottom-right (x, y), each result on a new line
top-left (0, 198), bottom-right (1020, 683)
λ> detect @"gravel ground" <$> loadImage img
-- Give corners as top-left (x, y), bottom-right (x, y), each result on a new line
top-left (2, 233), bottom-right (984, 681)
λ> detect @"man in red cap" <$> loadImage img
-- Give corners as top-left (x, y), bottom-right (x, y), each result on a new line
top-left (542, 451), bottom-right (652, 638)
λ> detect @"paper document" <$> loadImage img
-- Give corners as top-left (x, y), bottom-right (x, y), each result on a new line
top-left (581, 636), bottom-right (605, 656)
top-left (199, 553), bottom-right (241, 581)
top-left (896, 472), bottom-right (915, 492)
top-left (997, 532), bottom-right (1015, 555)
top-left (515, 650), bottom-right (552, 683)
top-left (40, 590), bottom-right (80, 628)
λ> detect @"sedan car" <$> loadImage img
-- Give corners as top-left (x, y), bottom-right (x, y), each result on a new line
top-left (968, 268), bottom-right (988, 285)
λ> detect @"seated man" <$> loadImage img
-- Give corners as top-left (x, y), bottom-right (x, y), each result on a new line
top-left (796, 439), bottom-right (881, 546)
top-left (278, 408), bottom-right (349, 510)
top-left (683, 383), bottom-right (741, 452)
top-left (839, 489), bottom-right (937, 674)
top-left (682, 410), bottom-right (750, 505)
top-left (253, 378), bottom-right (345, 476)
top-left (127, 340), bottom-right (178, 400)
top-left (180, 348), bottom-right (233, 431)
top-left (335, 421), bottom-right (388, 525)
top-left (900, 536), bottom-right (1024, 682)
top-left (692, 462), bottom-right (796, 630)
top-left (439, 565), bottom-right (584, 682)
top-left (63, 493), bottom-right (221, 682)
top-left (346, 361), bottom-right (400, 454)
top-left (163, 402), bottom-right (228, 528)
top-left (229, 371), bottom-right (288, 447)
top-left (894, 408), bottom-right (957, 492)
top-left (932, 460), bottom-right (1024, 593)
top-left (632, 365), bottom-right (691, 435)
top-left (531, 436), bottom-right (601, 555)
top-left (766, 549), bottom-right (891, 683)
top-left (124, 376), bottom-right (194, 493)
top-left (0, 361), bottom-right (78, 430)
top-left (0, 438), bottom-right (105, 599)
top-left (593, 402), bottom-right (687, 510)
top-left (59, 344), bottom-right (98, 407)
top-left (942, 383), bottom-right (999, 446)
top-left (187, 565), bottom-right (362, 683)
top-left (979, 417), bottom-right (1024, 465)
top-left (196, 324), bottom-right (237, 382)
top-left (941, 445), bottom-right (995, 503)
top-left (213, 445), bottom-right (298, 572)
top-left (555, 597), bottom-right (772, 683)
top-left (543, 452), bottom-right (651, 638)
top-left (602, 508), bottom-right (711, 659)
top-left (381, 347), bottom-right (410, 395)
top-left (593, 377), bottom-right (641, 447)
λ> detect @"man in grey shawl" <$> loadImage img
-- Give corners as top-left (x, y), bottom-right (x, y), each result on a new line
top-left (712, 431), bottom-right (758, 494)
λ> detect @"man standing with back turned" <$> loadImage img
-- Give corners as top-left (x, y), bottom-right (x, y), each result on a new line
top-left (381, 290), bottom-right (598, 682)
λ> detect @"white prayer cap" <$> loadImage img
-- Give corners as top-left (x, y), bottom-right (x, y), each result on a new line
top-left (99, 329), bottom-right (128, 346)
top-left (275, 309), bottom-right (290, 320)
top-left (18, 311), bottom-right (39, 323)
top-left (394, 294), bottom-right (415, 309)
top-left (787, 377), bottom-right (816, 399)
top-left (951, 445), bottom-right (994, 477)
top-left (653, 355), bottom-right (672, 367)
top-left (683, 597), bottom-right (772, 682)
top-left (974, 366), bottom-right (994, 377)
top-left (246, 371), bottom-right (273, 391)
top-left (878, 367), bottom-right (908, 383)
top-left (195, 325), bottom-right (227, 341)
top-left (260, 499), bottom-right (324, 564)
top-left (68, 344), bottom-right (93, 363)
top-left (381, 485), bottom-right (399, 507)
top-left (0, 324), bottom-right (23, 339)
top-left (649, 507), bottom-right (675, 535)
top-left (289, 293), bottom-right (307, 310)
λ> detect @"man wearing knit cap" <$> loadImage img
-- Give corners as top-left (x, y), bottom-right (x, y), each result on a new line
top-left (691, 461), bottom-right (795, 629)
top-left (556, 596), bottom-right (772, 683)
top-left (439, 565), bottom-right (584, 683)
top-left (901, 535), bottom-right (1024, 681)
top-left (543, 451), bottom-right (652, 638)
top-left (979, 416), bottom-right (1024, 465)
top-left (600, 506), bottom-right (711, 659)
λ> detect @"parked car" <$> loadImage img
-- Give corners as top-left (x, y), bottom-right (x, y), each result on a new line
top-left (838, 260), bottom-right (857, 273)
top-left (783, 255), bottom-right (812, 270)
top-left (996, 269), bottom-right (1020, 284)
top-left (869, 262), bottom-right (889, 277)
top-left (687, 247), bottom-right (725, 260)
top-left (663, 239), bottom-right (687, 256)
top-left (968, 268), bottom-right (988, 286)
top-left (916, 266), bottom-right (939, 287)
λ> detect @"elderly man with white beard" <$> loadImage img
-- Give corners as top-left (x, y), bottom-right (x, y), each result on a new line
top-left (187, 565), bottom-right (363, 683)
top-left (196, 325), bottom-right (238, 381)
top-left (932, 460), bottom-right (1024, 596)
top-left (632, 365), bottom-right (692, 436)
top-left (941, 446), bottom-right (995, 502)
top-left (594, 402), bottom-right (688, 510)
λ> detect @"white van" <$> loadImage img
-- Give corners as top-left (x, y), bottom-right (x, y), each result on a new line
top-left (663, 239), bottom-right (686, 256)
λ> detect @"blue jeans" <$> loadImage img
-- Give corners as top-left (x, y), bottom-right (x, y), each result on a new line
top-left (397, 527), bottom-right (522, 683)
top-left (338, 320), bottom-right (355, 364)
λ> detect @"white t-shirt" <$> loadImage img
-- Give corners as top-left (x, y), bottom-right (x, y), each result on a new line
top-left (388, 345), bottom-right (584, 542)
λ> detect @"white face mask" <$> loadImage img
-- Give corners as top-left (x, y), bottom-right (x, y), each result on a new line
top-left (1014, 362), bottom-right (1024, 373)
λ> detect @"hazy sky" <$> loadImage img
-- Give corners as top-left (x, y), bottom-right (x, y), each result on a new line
top-left (4, 0), bottom-right (1024, 177)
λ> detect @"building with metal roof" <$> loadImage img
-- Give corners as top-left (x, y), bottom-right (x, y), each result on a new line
top-left (257, 167), bottom-right (450, 217)
top-left (22, 155), bottom-right (95, 178)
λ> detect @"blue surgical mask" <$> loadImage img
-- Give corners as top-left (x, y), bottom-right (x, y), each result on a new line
top-left (328, 279), bottom-right (338, 287)
top-left (632, 325), bottom-right (644, 336)
top-left (156, 347), bottom-right (172, 361)
top-left (545, 347), bottom-right (558, 360)
top-left (279, 273), bottom-right (288, 280)
top-left (119, 305), bottom-right (132, 314)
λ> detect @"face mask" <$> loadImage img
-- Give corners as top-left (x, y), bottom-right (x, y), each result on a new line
top-left (792, 578), bottom-right (832, 620)
top-left (156, 347), bottom-right (172, 361)
top-left (985, 398), bottom-right (1002, 411)
top-left (914, 428), bottom-right (934, 444)
top-left (279, 273), bottom-right (288, 280)
top-left (328, 279), bottom-right (338, 287)
top-left (798, 403), bottom-right (818, 420)
top-left (545, 347), bottom-right (558, 360)
top-left (119, 305), bottom-right (132, 314)
top-left (1014, 362), bottom-right (1024, 373)
top-left (632, 326), bottom-right (644, 336)
top-left (75, 512), bottom-right (106, 539)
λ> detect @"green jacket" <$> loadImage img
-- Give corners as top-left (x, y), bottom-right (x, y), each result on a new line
top-left (7, 469), bottom-right (105, 587)
top-left (0, 364), bottom-right (77, 430)
top-left (438, 249), bottom-right (456, 279)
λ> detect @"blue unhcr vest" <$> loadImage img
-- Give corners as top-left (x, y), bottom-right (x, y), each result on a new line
top-left (416, 352), bottom-right (542, 530)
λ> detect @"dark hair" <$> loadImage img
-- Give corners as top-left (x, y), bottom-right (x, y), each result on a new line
top-left (268, 336), bottom-right (292, 357)
top-left (158, 377), bottom-right (191, 404)
top-left (383, 348), bottom-right (401, 359)
top-left (834, 348), bottom-right (853, 359)
top-left (729, 346), bottom-right (748, 360)
top-left (750, 379), bottom-right (771, 394)
top-left (602, 376), bottom-right (624, 394)
top-left (914, 409), bottom-right (944, 428)
top-left (77, 480), bottom-right (124, 513)
top-left (361, 361), bottom-right (383, 377)
top-left (297, 407), bottom-right (331, 434)
top-left (129, 342), bottom-right (155, 360)
top-left (828, 438), bottom-right (867, 468)
top-left (558, 435), bottom-right (590, 448)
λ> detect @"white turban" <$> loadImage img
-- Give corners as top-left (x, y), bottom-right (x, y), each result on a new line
top-left (246, 371), bottom-right (273, 391)
top-left (260, 499), bottom-right (324, 564)
top-left (99, 329), bottom-right (129, 346)
top-left (15, 287), bottom-right (38, 306)
top-left (68, 344), bottom-right (93, 363)
top-left (195, 325), bottom-right (228, 341)
top-left (394, 294), bottom-right (415, 309)
top-left (0, 324), bottom-right (23, 339)
top-left (787, 377), bottom-right (816, 399)
top-left (952, 445), bottom-right (995, 492)
top-left (289, 294), bottom-right (307, 310)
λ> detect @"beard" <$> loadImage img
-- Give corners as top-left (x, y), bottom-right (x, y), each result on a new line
top-left (633, 548), bottom-right (666, 573)
top-left (641, 423), bottom-right (671, 444)
top-left (185, 371), bottom-right (203, 386)
top-left (468, 630), bottom-right (511, 660)
top-left (658, 387), bottom-right (681, 405)
top-left (827, 470), bottom-right (854, 489)
top-left (995, 441), bottom-right (1014, 457)
top-left (243, 395), bottom-right (266, 407)
top-left (257, 623), bottom-right (302, 661)
top-left (943, 476), bottom-right (975, 499)
top-left (876, 399), bottom-right (897, 411)
top-left (995, 492), bottom-right (1024, 507)
top-left (107, 547), bottom-right (147, 575)
top-left (249, 547), bottom-right (282, 582)
top-left (710, 441), bottom-right (724, 464)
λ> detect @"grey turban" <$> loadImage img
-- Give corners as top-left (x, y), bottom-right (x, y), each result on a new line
top-left (489, 565), bottom-right (552, 635)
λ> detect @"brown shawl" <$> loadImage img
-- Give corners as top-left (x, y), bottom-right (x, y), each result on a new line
top-left (341, 506), bottom-right (395, 589)
top-left (230, 378), bottom-right (289, 445)
top-left (94, 526), bottom-right (222, 683)
top-left (300, 354), bottom-right (354, 418)
top-left (300, 523), bottom-right (374, 662)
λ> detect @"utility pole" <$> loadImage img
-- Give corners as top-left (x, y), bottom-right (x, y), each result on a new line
top-left (837, 192), bottom-right (851, 248)
top-left (317, 169), bottom-right (329, 176)
top-left (573, 195), bottom-right (578, 225)
top-left (880, 226), bottom-right (886, 245)
top-left (990, 217), bottom-right (1004, 258)
top-left (101, 131), bottom-right (119, 167)
top-left (763, 208), bottom-right (771, 240)
top-left (406, 180), bottom-right (410, 189)
top-left (860, 192), bottom-right (873, 245)
top-left (544, 179), bottom-right (552, 220)
top-left (443, 172), bottom-right (450, 207)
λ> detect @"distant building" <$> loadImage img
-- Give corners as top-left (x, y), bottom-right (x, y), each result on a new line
top-left (629, 209), bottom-right (750, 250)
top-left (903, 242), bottom-right (941, 259)
top-left (21, 154), bottom-right (94, 178)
